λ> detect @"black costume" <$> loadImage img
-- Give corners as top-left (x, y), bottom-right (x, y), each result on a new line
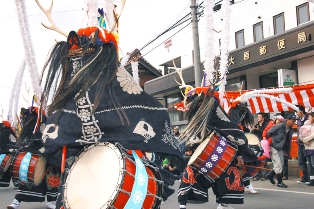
top-left (7, 107), bottom-right (60, 207)
top-left (177, 93), bottom-right (256, 207)
top-left (0, 122), bottom-right (18, 187)
top-left (39, 27), bottom-right (184, 208)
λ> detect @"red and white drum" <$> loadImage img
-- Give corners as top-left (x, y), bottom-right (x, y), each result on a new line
top-left (188, 132), bottom-right (237, 181)
top-left (63, 142), bottom-right (162, 209)
top-left (11, 151), bottom-right (47, 185)
top-left (0, 153), bottom-right (13, 173)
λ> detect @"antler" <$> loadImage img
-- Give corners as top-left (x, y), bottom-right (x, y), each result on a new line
top-left (108, 0), bottom-right (126, 33)
top-left (35, 0), bottom-right (67, 37)
top-left (173, 59), bottom-right (188, 89)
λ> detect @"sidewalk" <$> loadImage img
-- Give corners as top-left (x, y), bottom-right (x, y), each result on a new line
top-left (266, 159), bottom-right (300, 178)
top-left (286, 159), bottom-right (301, 178)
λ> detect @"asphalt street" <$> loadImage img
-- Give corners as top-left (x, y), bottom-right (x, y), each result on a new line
top-left (0, 177), bottom-right (313, 209)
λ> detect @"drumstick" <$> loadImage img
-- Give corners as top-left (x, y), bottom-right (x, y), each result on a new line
top-left (243, 164), bottom-right (272, 171)
top-left (60, 146), bottom-right (67, 183)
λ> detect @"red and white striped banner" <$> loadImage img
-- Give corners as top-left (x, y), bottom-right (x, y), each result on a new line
top-left (169, 84), bottom-right (314, 114)
top-left (246, 84), bottom-right (314, 113)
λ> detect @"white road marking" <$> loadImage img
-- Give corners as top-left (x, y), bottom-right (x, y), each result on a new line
top-left (255, 187), bottom-right (314, 195)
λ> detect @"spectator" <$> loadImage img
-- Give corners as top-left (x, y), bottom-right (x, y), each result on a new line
top-left (251, 112), bottom-right (269, 141)
top-left (173, 126), bottom-right (180, 140)
top-left (296, 105), bottom-right (310, 184)
top-left (299, 112), bottom-right (314, 186)
top-left (251, 112), bottom-right (269, 181)
top-left (262, 115), bottom-right (285, 144)
top-left (266, 114), bottom-right (295, 188)
top-left (162, 158), bottom-right (181, 175)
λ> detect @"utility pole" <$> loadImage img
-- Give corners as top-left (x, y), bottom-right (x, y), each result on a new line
top-left (190, 0), bottom-right (202, 87)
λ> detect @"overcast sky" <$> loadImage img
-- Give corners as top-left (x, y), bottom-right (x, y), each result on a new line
top-left (0, 0), bottom-right (189, 118)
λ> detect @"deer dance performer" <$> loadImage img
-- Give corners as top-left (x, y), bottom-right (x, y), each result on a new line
top-left (177, 87), bottom-right (254, 209)
top-left (7, 107), bottom-right (60, 209)
top-left (34, 1), bottom-right (184, 208)
top-left (0, 121), bottom-right (18, 188)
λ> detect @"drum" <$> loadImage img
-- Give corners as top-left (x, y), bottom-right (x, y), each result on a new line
top-left (245, 133), bottom-right (263, 157)
top-left (11, 151), bottom-right (47, 185)
top-left (188, 132), bottom-right (237, 181)
top-left (245, 133), bottom-right (260, 145)
top-left (63, 142), bottom-right (162, 209)
top-left (0, 153), bottom-right (13, 173)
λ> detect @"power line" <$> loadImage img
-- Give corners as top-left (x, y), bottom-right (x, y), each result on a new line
top-left (0, 9), bottom-right (83, 19)
top-left (139, 1), bottom-right (204, 53)
top-left (142, 21), bottom-right (191, 57)
top-left (138, 0), bottom-right (251, 58)
top-left (139, 13), bottom-right (192, 51)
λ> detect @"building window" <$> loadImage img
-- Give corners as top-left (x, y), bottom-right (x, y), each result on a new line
top-left (166, 93), bottom-right (183, 123)
top-left (253, 22), bottom-right (263, 42)
top-left (235, 30), bottom-right (244, 48)
top-left (225, 76), bottom-right (246, 91)
top-left (166, 93), bottom-right (181, 107)
top-left (259, 73), bottom-right (278, 88)
top-left (273, 13), bottom-right (285, 35)
top-left (297, 3), bottom-right (309, 25)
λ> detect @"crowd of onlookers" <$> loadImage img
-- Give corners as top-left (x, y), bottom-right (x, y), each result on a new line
top-left (163, 105), bottom-right (314, 189)
top-left (249, 106), bottom-right (314, 187)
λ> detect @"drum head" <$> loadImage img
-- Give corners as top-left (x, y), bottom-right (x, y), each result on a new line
top-left (245, 133), bottom-right (260, 145)
top-left (34, 156), bottom-right (47, 185)
top-left (187, 132), bottom-right (214, 166)
top-left (64, 143), bottom-right (124, 209)
top-left (3, 155), bottom-right (13, 172)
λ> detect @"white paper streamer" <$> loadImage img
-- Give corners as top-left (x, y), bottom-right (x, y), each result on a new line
top-left (309, 0), bottom-right (314, 14)
top-left (105, 0), bottom-right (115, 31)
top-left (218, 0), bottom-right (231, 104)
top-left (14, 0), bottom-right (42, 100)
top-left (120, 53), bottom-right (130, 66)
top-left (203, 0), bottom-right (216, 86)
top-left (239, 88), bottom-right (293, 103)
top-left (247, 94), bottom-right (299, 112)
top-left (7, 59), bottom-right (26, 126)
top-left (131, 61), bottom-right (139, 85)
top-left (85, 0), bottom-right (99, 26)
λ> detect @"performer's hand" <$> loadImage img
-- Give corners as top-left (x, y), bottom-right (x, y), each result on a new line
top-left (185, 150), bottom-right (193, 156)
top-left (305, 141), bottom-right (310, 145)
top-left (236, 156), bottom-right (244, 167)
top-left (168, 165), bottom-right (175, 171)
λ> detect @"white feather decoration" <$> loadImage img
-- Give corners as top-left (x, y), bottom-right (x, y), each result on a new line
top-left (218, 0), bottom-right (231, 104)
top-left (131, 61), bottom-right (139, 85)
top-left (203, 0), bottom-right (215, 86)
top-left (14, 0), bottom-right (42, 100)
top-left (7, 59), bottom-right (26, 126)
